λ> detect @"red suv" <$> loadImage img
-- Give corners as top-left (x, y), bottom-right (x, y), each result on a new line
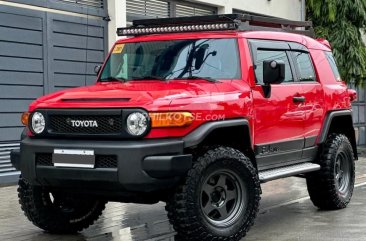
top-left (11, 14), bottom-right (358, 241)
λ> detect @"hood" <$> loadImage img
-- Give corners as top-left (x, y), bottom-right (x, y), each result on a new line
top-left (29, 80), bottom-right (225, 111)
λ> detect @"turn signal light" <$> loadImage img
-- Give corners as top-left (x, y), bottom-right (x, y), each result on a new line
top-left (348, 89), bottom-right (357, 102)
top-left (149, 112), bottom-right (194, 128)
top-left (21, 112), bottom-right (30, 126)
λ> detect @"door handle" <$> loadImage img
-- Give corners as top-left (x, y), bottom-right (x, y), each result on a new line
top-left (293, 96), bottom-right (306, 103)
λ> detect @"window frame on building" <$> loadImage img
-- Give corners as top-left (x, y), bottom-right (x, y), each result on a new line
top-left (126, 0), bottom-right (217, 25)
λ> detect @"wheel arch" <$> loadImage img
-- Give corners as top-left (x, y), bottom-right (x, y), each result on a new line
top-left (318, 110), bottom-right (358, 160)
top-left (183, 119), bottom-right (256, 168)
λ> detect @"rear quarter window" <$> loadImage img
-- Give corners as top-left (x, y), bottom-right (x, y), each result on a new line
top-left (325, 51), bottom-right (341, 81)
top-left (292, 52), bottom-right (316, 82)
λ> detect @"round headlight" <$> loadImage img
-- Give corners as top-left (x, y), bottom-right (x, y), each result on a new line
top-left (31, 112), bottom-right (45, 134)
top-left (126, 112), bottom-right (148, 136)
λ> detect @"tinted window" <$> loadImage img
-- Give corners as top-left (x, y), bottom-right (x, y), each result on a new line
top-left (325, 51), bottom-right (341, 81)
top-left (292, 52), bottom-right (316, 81)
top-left (100, 38), bottom-right (240, 81)
top-left (254, 50), bottom-right (293, 84)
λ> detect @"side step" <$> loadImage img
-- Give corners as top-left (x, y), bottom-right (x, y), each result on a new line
top-left (259, 163), bottom-right (321, 183)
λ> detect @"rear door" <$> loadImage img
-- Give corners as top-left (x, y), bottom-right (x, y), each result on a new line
top-left (249, 40), bottom-right (305, 169)
top-left (289, 44), bottom-right (324, 158)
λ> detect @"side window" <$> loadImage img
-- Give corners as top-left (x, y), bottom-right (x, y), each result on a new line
top-left (254, 50), bottom-right (293, 84)
top-left (325, 51), bottom-right (341, 81)
top-left (292, 52), bottom-right (316, 81)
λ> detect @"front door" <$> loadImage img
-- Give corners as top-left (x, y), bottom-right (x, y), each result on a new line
top-left (249, 40), bottom-right (305, 169)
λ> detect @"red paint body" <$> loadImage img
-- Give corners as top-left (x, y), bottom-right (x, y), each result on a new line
top-left (28, 31), bottom-right (353, 146)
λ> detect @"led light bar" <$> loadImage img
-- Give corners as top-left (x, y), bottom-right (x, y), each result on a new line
top-left (117, 22), bottom-right (238, 36)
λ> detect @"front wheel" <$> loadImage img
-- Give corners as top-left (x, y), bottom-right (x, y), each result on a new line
top-left (18, 178), bottom-right (106, 233)
top-left (306, 134), bottom-right (355, 210)
top-left (166, 146), bottom-right (261, 241)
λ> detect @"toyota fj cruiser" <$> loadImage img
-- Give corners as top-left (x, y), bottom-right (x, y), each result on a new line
top-left (11, 14), bottom-right (358, 241)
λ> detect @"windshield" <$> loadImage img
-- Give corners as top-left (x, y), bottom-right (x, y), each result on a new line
top-left (99, 38), bottom-right (240, 82)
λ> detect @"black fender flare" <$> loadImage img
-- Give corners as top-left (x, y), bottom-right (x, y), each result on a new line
top-left (318, 110), bottom-right (357, 159)
top-left (183, 119), bottom-right (251, 148)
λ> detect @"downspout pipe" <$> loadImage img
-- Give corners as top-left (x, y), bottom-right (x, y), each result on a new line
top-left (301, 0), bottom-right (305, 21)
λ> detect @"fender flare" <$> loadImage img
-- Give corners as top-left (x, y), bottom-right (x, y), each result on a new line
top-left (183, 119), bottom-right (251, 148)
top-left (318, 110), bottom-right (353, 144)
top-left (318, 110), bottom-right (357, 159)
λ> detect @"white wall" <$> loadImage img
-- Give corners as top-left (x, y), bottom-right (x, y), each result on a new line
top-left (107, 0), bottom-right (127, 49)
top-left (193, 0), bottom-right (304, 20)
top-left (107, 0), bottom-right (305, 48)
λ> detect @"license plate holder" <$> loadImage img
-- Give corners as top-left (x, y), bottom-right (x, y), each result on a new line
top-left (52, 149), bottom-right (95, 168)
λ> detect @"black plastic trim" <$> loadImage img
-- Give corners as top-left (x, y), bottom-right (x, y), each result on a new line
top-left (318, 109), bottom-right (358, 160)
top-left (255, 138), bottom-right (316, 169)
top-left (182, 119), bottom-right (251, 148)
top-left (304, 136), bottom-right (317, 148)
top-left (143, 154), bottom-right (193, 178)
top-left (256, 149), bottom-right (303, 169)
top-left (10, 149), bottom-right (20, 170)
top-left (254, 138), bottom-right (304, 156)
top-left (318, 110), bottom-right (353, 143)
top-left (17, 137), bottom-right (186, 192)
top-left (302, 146), bottom-right (318, 159)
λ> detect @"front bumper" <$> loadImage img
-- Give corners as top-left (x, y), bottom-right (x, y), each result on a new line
top-left (11, 137), bottom-right (192, 193)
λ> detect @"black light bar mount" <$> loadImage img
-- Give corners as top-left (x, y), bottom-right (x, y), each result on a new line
top-left (117, 13), bottom-right (315, 38)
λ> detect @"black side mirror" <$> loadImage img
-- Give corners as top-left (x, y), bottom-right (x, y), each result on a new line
top-left (263, 60), bottom-right (285, 85)
top-left (94, 65), bottom-right (102, 75)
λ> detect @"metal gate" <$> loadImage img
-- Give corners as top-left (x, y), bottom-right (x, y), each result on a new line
top-left (0, 0), bottom-right (108, 183)
top-left (352, 86), bottom-right (366, 145)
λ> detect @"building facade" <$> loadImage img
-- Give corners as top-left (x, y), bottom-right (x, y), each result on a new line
top-left (108, 0), bottom-right (305, 48)
top-left (0, 0), bottom-right (309, 183)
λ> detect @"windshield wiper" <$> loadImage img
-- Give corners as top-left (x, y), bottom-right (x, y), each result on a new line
top-left (173, 76), bottom-right (218, 83)
top-left (99, 77), bottom-right (127, 82)
top-left (132, 75), bottom-right (166, 81)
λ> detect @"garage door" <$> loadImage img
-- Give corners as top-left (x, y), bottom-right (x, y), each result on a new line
top-left (0, 2), bottom-right (107, 183)
top-left (0, 6), bottom-right (45, 181)
top-left (47, 13), bottom-right (106, 92)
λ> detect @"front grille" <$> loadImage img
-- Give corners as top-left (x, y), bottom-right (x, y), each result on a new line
top-left (48, 115), bottom-right (123, 135)
top-left (36, 154), bottom-right (53, 166)
top-left (95, 155), bottom-right (118, 168)
top-left (36, 154), bottom-right (118, 168)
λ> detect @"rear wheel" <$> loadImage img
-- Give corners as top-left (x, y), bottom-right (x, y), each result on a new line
top-left (166, 146), bottom-right (261, 241)
top-left (306, 134), bottom-right (355, 210)
top-left (18, 178), bottom-right (106, 233)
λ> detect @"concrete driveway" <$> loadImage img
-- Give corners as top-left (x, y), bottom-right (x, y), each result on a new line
top-left (1, 157), bottom-right (366, 241)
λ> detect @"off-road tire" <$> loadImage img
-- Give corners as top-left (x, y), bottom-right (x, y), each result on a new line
top-left (306, 134), bottom-right (355, 210)
top-left (166, 146), bottom-right (261, 241)
top-left (18, 178), bottom-right (106, 233)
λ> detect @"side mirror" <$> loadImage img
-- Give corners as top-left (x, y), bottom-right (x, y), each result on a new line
top-left (94, 65), bottom-right (102, 75)
top-left (263, 60), bottom-right (285, 85)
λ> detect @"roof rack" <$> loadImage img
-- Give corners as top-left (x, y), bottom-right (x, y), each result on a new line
top-left (117, 13), bottom-right (315, 38)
